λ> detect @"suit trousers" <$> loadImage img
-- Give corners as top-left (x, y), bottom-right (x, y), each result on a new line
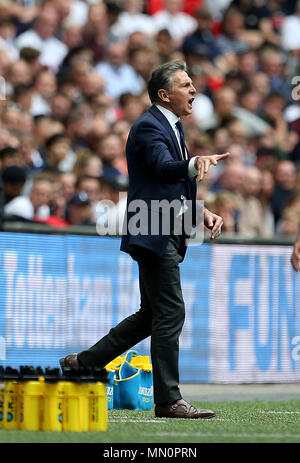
top-left (78, 234), bottom-right (185, 404)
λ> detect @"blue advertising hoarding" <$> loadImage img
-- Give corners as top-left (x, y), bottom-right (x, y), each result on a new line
top-left (0, 233), bottom-right (299, 383)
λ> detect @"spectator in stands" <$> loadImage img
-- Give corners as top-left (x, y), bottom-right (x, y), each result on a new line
top-left (182, 6), bottom-right (221, 63)
top-left (67, 190), bottom-right (95, 225)
top-left (113, 0), bottom-right (156, 39)
top-left (0, 17), bottom-right (18, 61)
top-left (6, 59), bottom-right (32, 93)
top-left (0, 146), bottom-right (23, 169)
top-left (211, 190), bottom-right (239, 234)
top-left (0, 128), bottom-right (19, 152)
top-left (96, 133), bottom-right (125, 180)
top-left (155, 28), bottom-right (176, 62)
top-left (76, 174), bottom-right (102, 222)
top-left (236, 165), bottom-right (268, 237)
top-left (152, 0), bottom-right (197, 45)
top-left (42, 132), bottom-right (76, 173)
top-left (19, 47), bottom-right (42, 82)
top-left (259, 46), bottom-right (291, 101)
top-left (199, 86), bottom-right (271, 138)
top-left (248, 71), bottom-right (271, 100)
top-left (236, 49), bottom-right (259, 80)
top-left (18, 132), bottom-right (44, 173)
top-left (238, 87), bottom-right (263, 115)
top-left (271, 160), bottom-right (297, 224)
top-left (0, 49), bottom-right (12, 85)
top-left (212, 161), bottom-right (246, 196)
top-left (281, 0), bottom-right (300, 54)
top-left (259, 169), bottom-right (276, 236)
top-left (33, 116), bottom-right (64, 157)
top-left (2, 165), bottom-right (33, 220)
top-left (129, 46), bottom-right (157, 91)
top-left (119, 93), bottom-right (145, 125)
top-left (277, 208), bottom-right (300, 236)
top-left (216, 6), bottom-right (250, 55)
top-left (188, 65), bottom-right (214, 123)
top-left (82, 2), bottom-right (108, 63)
top-left (53, 0), bottom-right (88, 27)
top-left (280, 191), bottom-right (300, 218)
top-left (72, 150), bottom-right (103, 179)
top-left (81, 73), bottom-right (106, 106)
top-left (14, 3), bottom-right (68, 72)
top-left (58, 171), bottom-right (76, 202)
top-left (68, 55), bottom-right (93, 91)
top-left (258, 91), bottom-right (290, 154)
top-left (231, 0), bottom-right (281, 46)
top-left (29, 175), bottom-right (54, 220)
top-left (2, 102), bottom-right (23, 133)
top-left (76, 174), bottom-right (102, 205)
top-left (30, 69), bottom-right (57, 116)
top-left (95, 41), bottom-right (144, 99)
top-left (13, 84), bottom-right (34, 113)
top-left (37, 179), bottom-right (69, 228)
top-left (255, 146), bottom-right (278, 171)
top-left (65, 108), bottom-right (92, 152)
top-left (50, 92), bottom-right (72, 124)
top-left (61, 18), bottom-right (83, 50)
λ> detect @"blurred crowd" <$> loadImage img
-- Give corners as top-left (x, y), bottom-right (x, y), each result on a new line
top-left (0, 0), bottom-right (300, 237)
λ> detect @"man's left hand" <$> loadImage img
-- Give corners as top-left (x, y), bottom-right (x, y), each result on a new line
top-left (204, 208), bottom-right (223, 240)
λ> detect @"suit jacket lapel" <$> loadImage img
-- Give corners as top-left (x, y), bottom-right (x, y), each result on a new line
top-left (149, 105), bottom-right (184, 161)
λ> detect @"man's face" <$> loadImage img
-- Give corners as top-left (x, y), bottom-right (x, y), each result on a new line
top-left (164, 70), bottom-right (196, 117)
top-left (30, 180), bottom-right (53, 209)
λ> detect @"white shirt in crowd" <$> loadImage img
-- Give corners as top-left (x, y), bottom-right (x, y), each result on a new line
top-left (152, 10), bottom-right (197, 40)
top-left (112, 11), bottom-right (157, 39)
top-left (192, 94), bottom-right (214, 123)
top-left (14, 31), bottom-right (68, 72)
top-left (281, 14), bottom-right (300, 51)
top-left (94, 61), bottom-right (144, 99)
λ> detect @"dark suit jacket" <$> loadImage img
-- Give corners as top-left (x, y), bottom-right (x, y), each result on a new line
top-left (120, 104), bottom-right (197, 259)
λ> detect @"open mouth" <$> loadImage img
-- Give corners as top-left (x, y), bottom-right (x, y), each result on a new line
top-left (188, 98), bottom-right (195, 107)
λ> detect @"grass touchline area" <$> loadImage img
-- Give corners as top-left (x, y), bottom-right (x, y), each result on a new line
top-left (0, 400), bottom-right (299, 444)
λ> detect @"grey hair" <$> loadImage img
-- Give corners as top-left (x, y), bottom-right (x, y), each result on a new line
top-left (147, 61), bottom-right (189, 104)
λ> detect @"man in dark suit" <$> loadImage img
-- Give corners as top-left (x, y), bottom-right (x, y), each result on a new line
top-left (60, 61), bottom-right (229, 419)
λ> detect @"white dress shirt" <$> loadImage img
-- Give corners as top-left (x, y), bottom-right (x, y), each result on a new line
top-left (156, 104), bottom-right (198, 179)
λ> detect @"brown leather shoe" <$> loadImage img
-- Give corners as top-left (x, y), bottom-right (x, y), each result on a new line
top-left (155, 399), bottom-right (215, 419)
top-left (59, 353), bottom-right (79, 372)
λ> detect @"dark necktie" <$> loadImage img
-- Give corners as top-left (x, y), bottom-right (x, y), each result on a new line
top-left (176, 120), bottom-right (187, 160)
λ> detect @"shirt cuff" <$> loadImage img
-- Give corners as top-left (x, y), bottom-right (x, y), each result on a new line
top-left (188, 156), bottom-right (199, 179)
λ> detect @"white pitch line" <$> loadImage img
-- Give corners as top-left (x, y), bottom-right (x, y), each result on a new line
top-left (109, 419), bottom-right (167, 423)
top-left (147, 432), bottom-right (300, 439)
top-left (258, 410), bottom-right (300, 414)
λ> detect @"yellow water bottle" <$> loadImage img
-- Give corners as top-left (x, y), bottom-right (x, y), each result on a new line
top-left (43, 367), bottom-right (64, 432)
top-left (62, 368), bottom-right (89, 432)
top-left (20, 366), bottom-right (44, 431)
top-left (3, 367), bottom-right (20, 430)
top-left (88, 368), bottom-right (108, 432)
top-left (0, 366), bottom-right (4, 429)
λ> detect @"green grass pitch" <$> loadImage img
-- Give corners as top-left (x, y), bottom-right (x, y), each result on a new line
top-left (0, 400), bottom-right (300, 443)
